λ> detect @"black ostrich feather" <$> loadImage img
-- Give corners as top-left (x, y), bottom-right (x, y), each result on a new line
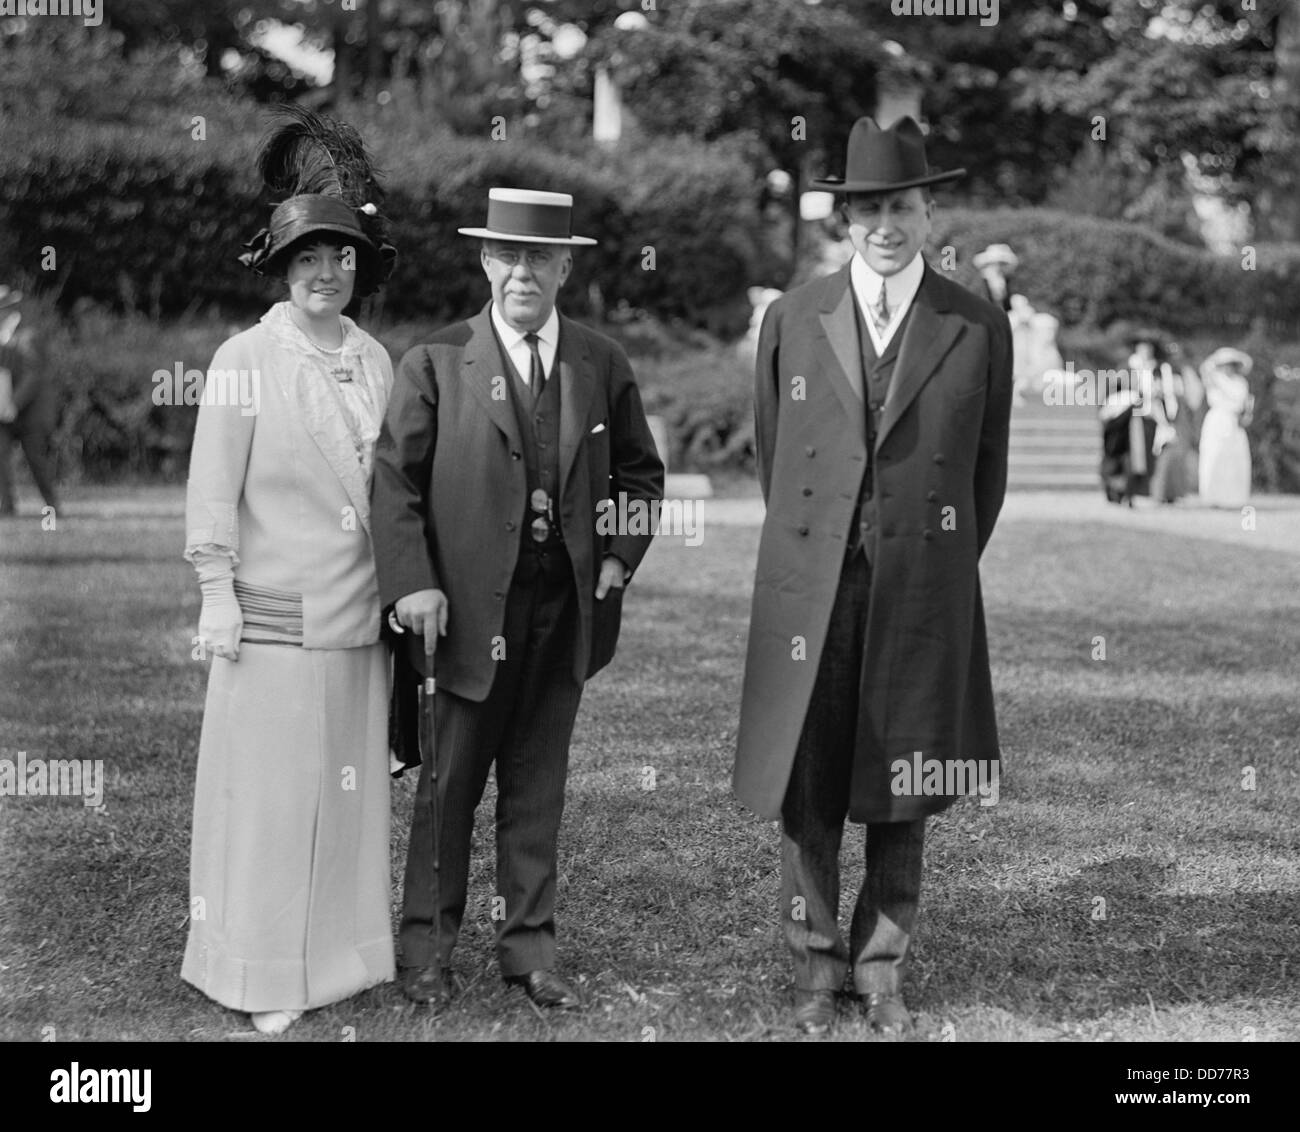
top-left (256, 102), bottom-right (385, 209)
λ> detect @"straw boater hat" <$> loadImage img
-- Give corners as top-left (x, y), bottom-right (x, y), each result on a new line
top-left (973, 244), bottom-right (1019, 272)
top-left (459, 189), bottom-right (597, 246)
top-left (809, 116), bottom-right (964, 194)
top-left (238, 104), bottom-right (396, 297)
top-left (1202, 347), bottom-right (1253, 376)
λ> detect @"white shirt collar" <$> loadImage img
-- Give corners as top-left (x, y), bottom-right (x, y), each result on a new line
top-left (849, 251), bottom-right (925, 351)
top-left (490, 303), bottom-right (559, 352)
top-left (850, 251), bottom-right (925, 315)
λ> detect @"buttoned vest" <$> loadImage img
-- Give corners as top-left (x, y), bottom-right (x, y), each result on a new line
top-left (492, 328), bottom-right (566, 565)
top-left (845, 296), bottom-right (911, 561)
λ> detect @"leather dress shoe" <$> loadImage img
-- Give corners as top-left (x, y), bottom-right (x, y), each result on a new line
top-left (793, 989), bottom-right (836, 1035)
top-left (506, 969), bottom-right (581, 1010)
top-left (862, 991), bottom-right (913, 1037)
top-left (401, 965), bottom-right (453, 1007)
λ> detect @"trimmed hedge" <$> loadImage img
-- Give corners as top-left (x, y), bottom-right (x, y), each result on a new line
top-left (930, 207), bottom-right (1300, 340)
top-left (0, 121), bottom-right (261, 317)
top-left (0, 117), bottom-right (764, 329)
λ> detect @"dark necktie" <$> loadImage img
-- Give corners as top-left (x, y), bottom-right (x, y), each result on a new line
top-left (524, 332), bottom-right (545, 399)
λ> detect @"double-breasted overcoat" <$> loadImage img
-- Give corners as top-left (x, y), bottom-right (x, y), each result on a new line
top-left (734, 262), bottom-right (1013, 822)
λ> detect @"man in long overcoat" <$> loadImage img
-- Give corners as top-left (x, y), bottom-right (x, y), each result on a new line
top-left (371, 188), bottom-right (664, 1011)
top-left (734, 118), bottom-right (1013, 1036)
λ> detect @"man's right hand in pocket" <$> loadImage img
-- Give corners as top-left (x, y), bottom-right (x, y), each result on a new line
top-left (394, 589), bottom-right (448, 646)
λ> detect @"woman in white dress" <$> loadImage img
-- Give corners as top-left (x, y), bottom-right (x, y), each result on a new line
top-left (1197, 347), bottom-right (1254, 508)
top-left (182, 107), bottom-right (398, 1034)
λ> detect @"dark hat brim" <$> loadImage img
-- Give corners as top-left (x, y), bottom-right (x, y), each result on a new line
top-left (249, 221), bottom-right (395, 297)
top-left (261, 221), bottom-right (381, 267)
top-left (809, 168), bottom-right (965, 193)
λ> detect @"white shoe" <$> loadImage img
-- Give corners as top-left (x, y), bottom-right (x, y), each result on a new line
top-left (251, 1009), bottom-right (302, 1035)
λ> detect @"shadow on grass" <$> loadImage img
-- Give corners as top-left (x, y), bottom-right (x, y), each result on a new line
top-left (919, 854), bottom-right (1296, 1023)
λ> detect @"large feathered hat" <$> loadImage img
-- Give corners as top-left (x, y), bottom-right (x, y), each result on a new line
top-left (239, 104), bottom-right (396, 297)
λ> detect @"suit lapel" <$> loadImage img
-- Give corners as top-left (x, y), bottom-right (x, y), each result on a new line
top-left (877, 265), bottom-right (965, 450)
top-left (815, 265), bottom-right (866, 423)
top-left (557, 315), bottom-right (596, 497)
top-left (460, 304), bottom-right (522, 452)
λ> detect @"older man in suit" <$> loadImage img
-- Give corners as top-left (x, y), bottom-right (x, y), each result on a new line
top-left (371, 188), bottom-right (664, 1010)
top-left (734, 118), bottom-right (1012, 1036)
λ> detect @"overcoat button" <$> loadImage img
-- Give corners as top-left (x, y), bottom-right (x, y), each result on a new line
top-left (797, 525), bottom-right (809, 536)
top-left (511, 451), bottom-right (521, 460)
top-left (869, 401), bottom-right (882, 411)
top-left (506, 521), bottom-right (516, 531)
top-left (927, 490), bottom-right (938, 502)
top-left (923, 529), bottom-right (934, 540)
top-left (802, 487), bottom-right (812, 496)
top-left (493, 591), bottom-right (504, 600)
top-left (805, 446), bottom-right (816, 457)
top-left (933, 453), bottom-right (945, 464)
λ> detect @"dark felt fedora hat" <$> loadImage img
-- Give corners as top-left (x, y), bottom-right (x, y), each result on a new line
top-left (459, 188), bottom-right (597, 246)
top-left (810, 116), bottom-right (964, 193)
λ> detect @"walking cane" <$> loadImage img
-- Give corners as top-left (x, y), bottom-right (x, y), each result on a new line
top-left (418, 630), bottom-right (444, 1002)
top-left (390, 609), bottom-right (445, 1005)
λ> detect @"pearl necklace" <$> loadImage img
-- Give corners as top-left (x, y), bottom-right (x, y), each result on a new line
top-left (291, 314), bottom-right (353, 382)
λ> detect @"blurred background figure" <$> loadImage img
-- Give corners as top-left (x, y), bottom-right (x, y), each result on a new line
top-left (738, 286), bottom-right (784, 364)
top-left (1009, 294), bottom-right (1037, 403)
top-left (1008, 293), bottom-right (1064, 404)
top-left (1198, 347), bottom-right (1254, 508)
top-left (1149, 338), bottom-right (1204, 504)
top-left (973, 243), bottom-right (1017, 313)
top-left (0, 285), bottom-right (60, 518)
top-left (1098, 328), bottom-right (1164, 505)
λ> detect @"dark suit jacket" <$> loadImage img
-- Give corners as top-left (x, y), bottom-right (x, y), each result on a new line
top-left (370, 303), bottom-right (664, 701)
top-left (734, 261), bottom-right (1013, 822)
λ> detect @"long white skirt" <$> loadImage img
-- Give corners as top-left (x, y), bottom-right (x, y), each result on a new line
top-left (182, 642), bottom-right (395, 1013)
top-left (1198, 408), bottom-right (1251, 508)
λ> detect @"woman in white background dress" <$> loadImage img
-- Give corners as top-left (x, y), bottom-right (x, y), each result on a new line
top-left (1197, 347), bottom-right (1254, 509)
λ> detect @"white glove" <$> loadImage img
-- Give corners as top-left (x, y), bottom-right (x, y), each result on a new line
top-left (194, 551), bottom-right (243, 661)
top-left (0, 367), bottom-right (16, 423)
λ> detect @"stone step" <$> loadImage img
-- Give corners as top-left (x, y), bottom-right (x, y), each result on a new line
top-left (1011, 435), bottom-right (1099, 449)
top-left (1011, 452), bottom-right (1098, 465)
top-left (1011, 450), bottom-right (1096, 463)
top-left (1006, 474), bottom-right (1098, 490)
top-left (1010, 419), bottom-right (1099, 432)
top-left (1011, 457), bottom-right (1096, 470)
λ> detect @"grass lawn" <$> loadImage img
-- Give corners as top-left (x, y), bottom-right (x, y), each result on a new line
top-left (1, 487), bottom-right (1297, 1042)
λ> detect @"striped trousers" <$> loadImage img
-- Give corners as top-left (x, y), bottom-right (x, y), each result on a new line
top-left (780, 548), bottom-right (926, 995)
top-left (399, 550), bottom-right (584, 978)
